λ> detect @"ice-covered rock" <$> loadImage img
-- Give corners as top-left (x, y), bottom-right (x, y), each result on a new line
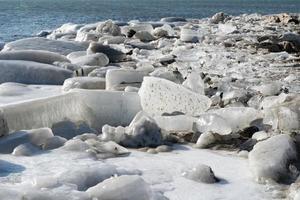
top-left (0, 50), bottom-right (70, 64)
top-left (62, 77), bottom-right (106, 92)
top-left (87, 66), bottom-right (120, 78)
top-left (195, 113), bottom-right (232, 135)
top-left (96, 20), bottom-right (122, 36)
top-left (42, 136), bottom-right (67, 150)
top-left (182, 164), bottom-right (217, 183)
top-left (180, 28), bottom-right (200, 43)
top-left (252, 131), bottom-right (269, 141)
top-left (149, 67), bottom-right (183, 83)
top-left (128, 23), bottom-right (154, 33)
top-left (196, 132), bottom-right (217, 149)
top-left (99, 36), bottom-right (126, 44)
top-left (209, 107), bottom-right (262, 133)
top-left (75, 31), bottom-right (100, 42)
top-left (12, 143), bottom-right (40, 156)
top-left (59, 165), bottom-right (118, 191)
top-left (154, 115), bottom-right (197, 133)
top-left (87, 140), bottom-right (130, 159)
top-left (102, 111), bottom-right (163, 148)
top-left (0, 60), bottom-right (72, 85)
top-left (86, 175), bottom-right (153, 200)
top-left (263, 96), bottom-right (300, 131)
top-left (182, 71), bottom-right (205, 95)
top-left (139, 77), bottom-right (211, 116)
top-left (66, 51), bottom-right (86, 60)
top-left (3, 37), bottom-right (87, 55)
top-left (62, 139), bottom-right (90, 152)
top-left (218, 24), bottom-right (237, 34)
top-left (70, 53), bottom-right (109, 66)
top-left (106, 69), bottom-right (146, 90)
top-left (210, 12), bottom-right (229, 24)
top-left (249, 134), bottom-right (297, 183)
top-left (0, 128), bottom-right (53, 153)
top-left (87, 42), bottom-right (126, 63)
top-left (251, 82), bottom-right (282, 96)
top-left (135, 31), bottom-right (156, 42)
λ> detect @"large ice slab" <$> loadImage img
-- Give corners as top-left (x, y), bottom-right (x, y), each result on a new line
top-left (0, 50), bottom-right (70, 64)
top-left (2, 37), bottom-right (88, 55)
top-left (0, 60), bottom-right (73, 85)
top-left (139, 77), bottom-right (211, 116)
top-left (0, 90), bottom-right (141, 133)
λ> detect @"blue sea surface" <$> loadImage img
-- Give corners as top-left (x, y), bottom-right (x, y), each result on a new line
top-left (0, 0), bottom-right (300, 42)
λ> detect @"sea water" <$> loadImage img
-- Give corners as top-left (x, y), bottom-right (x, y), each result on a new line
top-left (0, 0), bottom-right (299, 42)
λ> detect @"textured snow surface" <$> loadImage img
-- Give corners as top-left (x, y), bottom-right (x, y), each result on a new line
top-left (0, 145), bottom-right (273, 200)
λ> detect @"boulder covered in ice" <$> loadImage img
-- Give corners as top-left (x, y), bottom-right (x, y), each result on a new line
top-left (196, 132), bottom-right (217, 149)
top-left (2, 37), bottom-right (87, 55)
top-left (0, 60), bottom-right (73, 85)
top-left (180, 27), bottom-right (201, 43)
top-left (96, 20), bottom-right (122, 36)
top-left (87, 140), bottom-right (130, 159)
top-left (139, 77), bottom-right (211, 116)
top-left (251, 82), bottom-right (282, 96)
top-left (154, 115), bottom-right (197, 133)
top-left (101, 111), bottom-right (163, 148)
top-left (135, 31), bottom-right (156, 42)
top-left (12, 143), bottom-right (40, 156)
top-left (249, 134), bottom-right (297, 183)
top-left (42, 136), bottom-right (67, 150)
top-left (70, 53), bottom-right (109, 66)
top-left (182, 164), bottom-right (218, 183)
top-left (62, 77), bottom-right (106, 92)
top-left (87, 42), bottom-right (126, 63)
top-left (86, 175), bottom-right (153, 200)
top-left (195, 113), bottom-right (232, 136)
top-left (263, 95), bottom-right (300, 131)
top-left (0, 50), bottom-right (70, 64)
top-left (62, 139), bottom-right (90, 152)
top-left (0, 128), bottom-right (53, 153)
top-left (209, 107), bottom-right (262, 133)
top-left (182, 71), bottom-right (205, 95)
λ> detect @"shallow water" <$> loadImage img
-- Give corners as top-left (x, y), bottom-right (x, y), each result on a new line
top-left (0, 0), bottom-right (300, 42)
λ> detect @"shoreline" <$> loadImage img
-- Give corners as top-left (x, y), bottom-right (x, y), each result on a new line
top-left (0, 12), bottom-right (299, 200)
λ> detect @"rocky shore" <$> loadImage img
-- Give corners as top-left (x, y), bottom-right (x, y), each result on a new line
top-left (0, 12), bottom-right (299, 200)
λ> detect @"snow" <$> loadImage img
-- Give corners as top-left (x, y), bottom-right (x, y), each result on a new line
top-left (0, 145), bottom-right (273, 200)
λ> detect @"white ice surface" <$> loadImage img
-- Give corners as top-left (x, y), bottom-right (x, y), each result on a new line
top-left (0, 145), bottom-right (273, 200)
top-left (0, 84), bottom-right (62, 106)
